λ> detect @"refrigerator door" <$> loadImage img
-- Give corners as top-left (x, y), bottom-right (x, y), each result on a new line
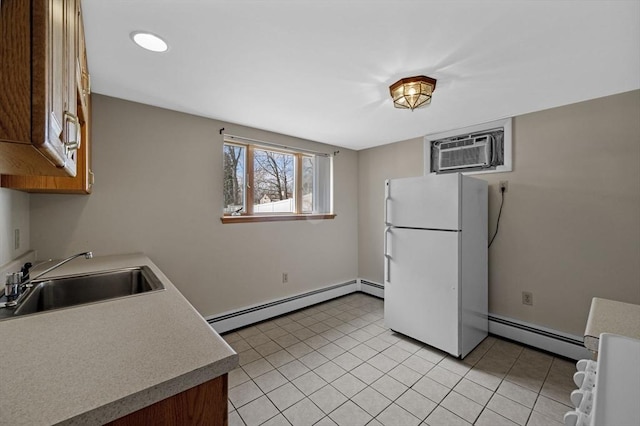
top-left (385, 174), bottom-right (460, 230)
top-left (384, 227), bottom-right (460, 356)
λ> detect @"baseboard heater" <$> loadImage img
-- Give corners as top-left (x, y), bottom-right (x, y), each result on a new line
top-left (488, 314), bottom-right (590, 360)
top-left (207, 278), bottom-right (591, 360)
top-left (359, 279), bottom-right (384, 298)
top-left (206, 280), bottom-right (358, 334)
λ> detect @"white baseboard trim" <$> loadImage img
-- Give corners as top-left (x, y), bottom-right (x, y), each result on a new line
top-left (206, 280), bottom-right (358, 334)
top-left (207, 277), bottom-right (590, 360)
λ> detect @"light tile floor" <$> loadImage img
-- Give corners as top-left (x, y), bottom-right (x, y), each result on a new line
top-left (223, 293), bottom-right (575, 426)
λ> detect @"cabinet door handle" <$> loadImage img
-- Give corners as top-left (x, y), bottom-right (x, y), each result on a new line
top-left (63, 111), bottom-right (81, 154)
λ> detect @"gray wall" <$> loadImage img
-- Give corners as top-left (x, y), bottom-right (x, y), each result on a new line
top-left (357, 138), bottom-right (424, 281)
top-left (29, 95), bottom-right (359, 317)
top-left (24, 90), bottom-right (640, 336)
top-left (0, 188), bottom-right (29, 266)
top-left (357, 90), bottom-right (640, 336)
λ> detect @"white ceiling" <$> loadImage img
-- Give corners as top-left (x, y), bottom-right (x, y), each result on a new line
top-left (82, 0), bottom-right (640, 150)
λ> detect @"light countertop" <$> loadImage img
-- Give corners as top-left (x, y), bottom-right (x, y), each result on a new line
top-left (0, 253), bottom-right (238, 425)
top-left (584, 297), bottom-right (640, 353)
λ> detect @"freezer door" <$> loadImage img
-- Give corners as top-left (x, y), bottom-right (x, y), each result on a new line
top-left (385, 174), bottom-right (460, 230)
top-left (384, 227), bottom-right (460, 356)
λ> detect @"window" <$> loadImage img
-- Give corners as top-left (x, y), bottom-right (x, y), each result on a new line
top-left (253, 147), bottom-right (295, 213)
top-left (222, 139), bottom-right (334, 223)
top-left (223, 143), bottom-right (245, 215)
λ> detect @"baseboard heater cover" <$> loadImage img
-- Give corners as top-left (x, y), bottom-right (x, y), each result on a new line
top-left (207, 277), bottom-right (591, 360)
top-left (359, 279), bottom-right (589, 360)
top-left (359, 279), bottom-right (384, 298)
top-left (488, 314), bottom-right (591, 360)
top-left (206, 280), bottom-right (358, 334)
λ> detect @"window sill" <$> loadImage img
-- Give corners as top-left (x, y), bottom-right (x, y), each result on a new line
top-left (221, 214), bottom-right (336, 224)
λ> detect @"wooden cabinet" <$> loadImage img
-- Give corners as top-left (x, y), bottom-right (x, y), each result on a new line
top-left (106, 374), bottom-right (229, 426)
top-left (1, 98), bottom-right (93, 193)
top-left (0, 0), bottom-right (92, 192)
top-left (77, 4), bottom-right (91, 118)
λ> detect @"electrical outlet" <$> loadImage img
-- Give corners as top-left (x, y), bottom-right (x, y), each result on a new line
top-left (14, 229), bottom-right (20, 250)
top-left (522, 291), bottom-right (533, 306)
top-left (499, 180), bottom-right (509, 192)
top-left (282, 273), bottom-right (288, 284)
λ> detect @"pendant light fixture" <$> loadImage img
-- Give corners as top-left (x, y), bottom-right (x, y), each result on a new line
top-left (389, 75), bottom-right (437, 110)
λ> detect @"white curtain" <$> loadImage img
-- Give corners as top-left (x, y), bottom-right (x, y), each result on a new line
top-left (313, 155), bottom-right (332, 214)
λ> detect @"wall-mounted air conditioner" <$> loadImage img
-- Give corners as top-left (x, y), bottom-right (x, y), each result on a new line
top-left (425, 118), bottom-right (512, 175)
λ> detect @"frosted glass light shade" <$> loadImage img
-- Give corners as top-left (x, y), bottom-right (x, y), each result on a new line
top-left (389, 76), bottom-right (437, 110)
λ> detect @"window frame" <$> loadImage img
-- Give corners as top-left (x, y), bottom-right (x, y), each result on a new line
top-left (221, 140), bottom-right (336, 224)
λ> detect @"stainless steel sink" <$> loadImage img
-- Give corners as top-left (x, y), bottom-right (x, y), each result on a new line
top-left (11, 266), bottom-right (164, 317)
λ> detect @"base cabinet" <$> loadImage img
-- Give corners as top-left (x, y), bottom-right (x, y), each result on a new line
top-left (106, 374), bottom-right (228, 426)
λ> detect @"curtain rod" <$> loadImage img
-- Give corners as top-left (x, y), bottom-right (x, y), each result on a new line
top-left (222, 133), bottom-right (331, 157)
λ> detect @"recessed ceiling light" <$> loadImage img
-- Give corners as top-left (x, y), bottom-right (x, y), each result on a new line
top-left (130, 31), bottom-right (168, 52)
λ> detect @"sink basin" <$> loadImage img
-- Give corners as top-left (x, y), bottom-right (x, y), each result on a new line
top-left (12, 266), bottom-right (164, 317)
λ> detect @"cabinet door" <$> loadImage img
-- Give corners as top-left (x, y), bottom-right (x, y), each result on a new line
top-left (1, 96), bottom-right (92, 194)
top-left (0, 0), bottom-right (80, 177)
top-left (28, 0), bottom-right (77, 176)
top-left (0, 1), bottom-right (31, 144)
top-left (1, 0), bottom-right (91, 192)
top-left (63, 0), bottom-right (79, 169)
top-left (77, 3), bottom-right (90, 117)
top-left (105, 375), bottom-right (229, 425)
top-left (49, 0), bottom-right (66, 151)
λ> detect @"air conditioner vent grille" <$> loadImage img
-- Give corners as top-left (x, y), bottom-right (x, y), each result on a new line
top-left (440, 146), bottom-right (488, 169)
top-left (430, 129), bottom-right (504, 174)
top-left (425, 118), bottom-right (512, 175)
top-left (441, 138), bottom-right (477, 150)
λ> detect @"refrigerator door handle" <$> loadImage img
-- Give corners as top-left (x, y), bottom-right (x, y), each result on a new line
top-left (384, 227), bottom-right (391, 257)
top-left (386, 257), bottom-right (391, 283)
top-left (384, 227), bottom-right (391, 282)
top-left (384, 180), bottom-right (391, 225)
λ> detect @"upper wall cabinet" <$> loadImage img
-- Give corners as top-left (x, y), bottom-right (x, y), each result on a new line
top-left (0, 0), bottom-right (92, 193)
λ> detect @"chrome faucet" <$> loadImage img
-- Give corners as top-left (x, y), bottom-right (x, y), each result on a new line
top-left (2, 251), bottom-right (93, 307)
top-left (26, 251), bottom-right (93, 285)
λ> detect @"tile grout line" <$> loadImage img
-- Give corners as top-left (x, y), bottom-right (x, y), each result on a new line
top-left (225, 293), bottom-right (572, 426)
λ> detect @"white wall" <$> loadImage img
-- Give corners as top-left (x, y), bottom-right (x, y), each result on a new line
top-left (358, 90), bottom-right (640, 336)
top-left (29, 95), bottom-right (359, 317)
top-left (0, 188), bottom-right (29, 267)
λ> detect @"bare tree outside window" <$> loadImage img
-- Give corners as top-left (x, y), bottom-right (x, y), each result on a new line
top-left (223, 144), bottom-right (245, 213)
top-left (253, 149), bottom-right (295, 212)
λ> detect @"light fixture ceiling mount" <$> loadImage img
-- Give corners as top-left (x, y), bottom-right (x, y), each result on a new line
top-left (389, 75), bottom-right (437, 111)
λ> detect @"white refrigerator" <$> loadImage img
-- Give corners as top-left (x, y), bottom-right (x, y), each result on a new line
top-left (384, 173), bottom-right (488, 359)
